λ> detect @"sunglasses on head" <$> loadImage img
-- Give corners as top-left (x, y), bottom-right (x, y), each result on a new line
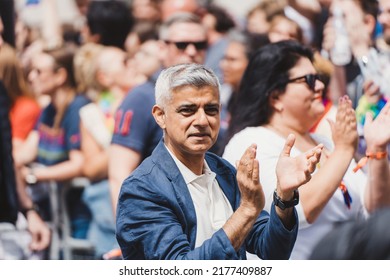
top-left (165, 40), bottom-right (208, 51)
top-left (286, 74), bottom-right (322, 91)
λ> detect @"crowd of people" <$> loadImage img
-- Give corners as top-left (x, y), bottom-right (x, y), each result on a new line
top-left (1, 0), bottom-right (390, 260)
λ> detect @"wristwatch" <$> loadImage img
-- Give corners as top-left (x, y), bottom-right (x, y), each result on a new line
top-left (21, 203), bottom-right (41, 217)
top-left (273, 189), bottom-right (299, 210)
top-left (25, 169), bottom-right (37, 185)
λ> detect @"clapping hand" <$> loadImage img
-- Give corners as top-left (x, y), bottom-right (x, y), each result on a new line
top-left (328, 95), bottom-right (358, 153)
top-left (236, 144), bottom-right (265, 214)
top-left (276, 134), bottom-right (323, 200)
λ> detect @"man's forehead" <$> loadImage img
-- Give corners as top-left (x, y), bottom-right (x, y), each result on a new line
top-left (171, 85), bottom-right (220, 100)
top-left (168, 22), bottom-right (206, 39)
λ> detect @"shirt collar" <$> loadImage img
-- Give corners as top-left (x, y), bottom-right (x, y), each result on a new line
top-left (165, 144), bottom-right (215, 185)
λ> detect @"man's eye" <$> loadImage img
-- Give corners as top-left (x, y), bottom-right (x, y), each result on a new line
top-left (179, 108), bottom-right (194, 115)
top-left (205, 107), bottom-right (219, 115)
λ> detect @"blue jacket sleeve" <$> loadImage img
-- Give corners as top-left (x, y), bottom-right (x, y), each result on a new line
top-left (245, 204), bottom-right (298, 260)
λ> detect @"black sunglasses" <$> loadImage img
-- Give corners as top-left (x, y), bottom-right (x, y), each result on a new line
top-left (286, 74), bottom-right (322, 91)
top-left (165, 40), bottom-right (208, 51)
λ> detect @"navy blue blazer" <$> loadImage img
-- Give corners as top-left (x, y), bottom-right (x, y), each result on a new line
top-left (116, 140), bottom-right (298, 259)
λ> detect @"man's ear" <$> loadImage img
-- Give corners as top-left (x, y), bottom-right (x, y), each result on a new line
top-left (152, 104), bottom-right (166, 129)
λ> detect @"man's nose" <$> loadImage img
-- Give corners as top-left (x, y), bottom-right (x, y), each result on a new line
top-left (194, 109), bottom-right (208, 126)
top-left (184, 43), bottom-right (198, 56)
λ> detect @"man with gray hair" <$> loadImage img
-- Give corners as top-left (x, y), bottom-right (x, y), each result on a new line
top-left (109, 12), bottom-right (209, 217)
top-left (116, 63), bottom-right (323, 260)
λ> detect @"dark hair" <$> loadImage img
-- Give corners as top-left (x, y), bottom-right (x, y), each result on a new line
top-left (0, 80), bottom-right (18, 224)
top-left (0, 0), bottom-right (15, 47)
top-left (310, 208), bottom-right (390, 260)
top-left (87, 0), bottom-right (134, 49)
top-left (44, 43), bottom-right (78, 89)
top-left (227, 40), bottom-right (314, 141)
top-left (358, 0), bottom-right (379, 18)
top-left (204, 4), bottom-right (236, 33)
top-left (226, 30), bottom-right (270, 61)
top-left (131, 21), bottom-right (159, 44)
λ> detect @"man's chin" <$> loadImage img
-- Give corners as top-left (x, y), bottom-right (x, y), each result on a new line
top-left (187, 141), bottom-right (214, 153)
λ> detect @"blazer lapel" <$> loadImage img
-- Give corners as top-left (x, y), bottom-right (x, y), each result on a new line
top-left (151, 141), bottom-right (198, 246)
top-left (205, 153), bottom-right (239, 210)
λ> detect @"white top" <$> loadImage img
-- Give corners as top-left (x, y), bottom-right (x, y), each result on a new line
top-left (79, 103), bottom-right (112, 149)
top-left (166, 146), bottom-right (234, 248)
top-left (223, 126), bottom-right (367, 259)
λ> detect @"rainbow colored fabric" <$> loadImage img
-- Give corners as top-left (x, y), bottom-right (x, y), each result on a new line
top-left (355, 95), bottom-right (388, 125)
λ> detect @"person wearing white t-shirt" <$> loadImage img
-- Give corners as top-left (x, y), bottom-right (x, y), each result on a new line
top-left (223, 40), bottom-right (390, 259)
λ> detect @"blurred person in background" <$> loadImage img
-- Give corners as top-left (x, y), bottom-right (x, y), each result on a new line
top-left (223, 40), bottom-right (390, 259)
top-left (0, 53), bottom-right (50, 259)
top-left (268, 13), bottom-right (304, 44)
top-left (377, 0), bottom-right (390, 51)
top-left (0, 0), bottom-right (15, 47)
top-left (160, 0), bottom-right (203, 21)
top-left (245, 0), bottom-right (285, 36)
top-left (76, 43), bottom-right (135, 258)
top-left (81, 0), bottom-right (134, 49)
top-left (14, 43), bottom-right (92, 241)
top-left (216, 30), bottom-right (264, 156)
top-left (202, 3), bottom-right (236, 83)
top-left (1, 81), bottom-right (50, 260)
top-left (131, 39), bottom-right (162, 80)
top-left (124, 21), bottom-right (159, 61)
top-left (310, 208), bottom-right (390, 259)
top-left (131, 0), bottom-right (162, 24)
top-left (0, 43), bottom-right (41, 156)
top-left (321, 0), bottom-right (390, 164)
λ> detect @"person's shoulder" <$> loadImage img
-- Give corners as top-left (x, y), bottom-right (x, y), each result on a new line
top-left (118, 82), bottom-right (155, 110)
top-left (63, 96), bottom-right (91, 123)
top-left (121, 155), bottom-right (169, 192)
top-left (231, 126), bottom-right (268, 141)
top-left (132, 80), bottom-right (156, 94)
top-left (126, 80), bottom-right (156, 99)
top-left (79, 102), bottom-right (98, 114)
top-left (12, 96), bottom-right (41, 115)
top-left (71, 95), bottom-right (91, 108)
top-left (224, 126), bottom-right (269, 153)
top-left (14, 96), bottom-right (40, 107)
top-left (120, 69), bottom-right (161, 104)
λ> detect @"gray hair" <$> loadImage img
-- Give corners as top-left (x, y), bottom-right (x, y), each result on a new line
top-left (159, 12), bottom-right (203, 41)
top-left (155, 63), bottom-right (220, 108)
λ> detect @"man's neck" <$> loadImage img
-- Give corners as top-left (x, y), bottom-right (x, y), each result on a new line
top-left (165, 144), bottom-right (205, 175)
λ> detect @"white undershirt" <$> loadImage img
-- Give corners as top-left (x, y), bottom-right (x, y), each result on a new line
top-left (166, 146), bottom-right (234, 248)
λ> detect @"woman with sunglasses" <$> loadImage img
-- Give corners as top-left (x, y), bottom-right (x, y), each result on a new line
top-left (14, 43), bottom-right (92, 242)
top-left (223, 40), bottom-right (390, 259)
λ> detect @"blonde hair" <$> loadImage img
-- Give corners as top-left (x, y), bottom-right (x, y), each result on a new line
top-left (73, 42), bottom-right (104, 100)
